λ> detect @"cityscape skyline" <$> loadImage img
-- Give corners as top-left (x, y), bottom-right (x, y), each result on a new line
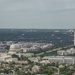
top-left (0, 0), bottom-right (75, 29)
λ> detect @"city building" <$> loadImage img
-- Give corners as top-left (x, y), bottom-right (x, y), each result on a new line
top-left (40, 60), bottom-right (50, 64)
top-left (57, 48), bottom-right (75, 55)
top-left (57, 50), bottom-right (67, 55)
top-left (32, 65), bottom-right (40, 73)
top-left (17, 53), bottom-right (34, 57)
top-left (0, 53), bottom-right (18, 62)
top-left (16, 61), bottom-right (28, 65)
top-left (8, 44), bottom-right (21, 54)
top-left (42, 56), bottom-right (75, 64)
top-left (28, 57), bottom-right (41, 63)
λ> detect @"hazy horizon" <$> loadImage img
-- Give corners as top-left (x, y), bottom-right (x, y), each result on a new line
top-left (0, 0), bottom-right (75, 29)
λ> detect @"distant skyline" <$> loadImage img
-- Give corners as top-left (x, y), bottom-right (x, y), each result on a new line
top-left (0, 0), bottom-right (75, 29)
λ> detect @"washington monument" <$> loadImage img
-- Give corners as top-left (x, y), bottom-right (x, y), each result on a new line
top-left (74, 30), bottom-right (75, 45)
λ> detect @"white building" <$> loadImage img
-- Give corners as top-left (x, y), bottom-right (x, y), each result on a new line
top-left (32, 65), bottom-right (40, 73)
top-left (21, 48), bottom-right (31, 52)
top-left (40, 60), bottom-right (50, 64)
top-left (41, 44), bottom-right (52, 49)
top-left (57, 50), bottom-right (67, 55)
top-left (5, 58), bottom-right (18, 63)
top-left (17, 53), bottom-right (34, 57)
top-left (57, 48), bottom-right (75, 55)
top-left (64, 57), bottom-right (75, 65)
top-left (8, 44), bottom-right (21, 54)
top-left (42, 56), bottom-right (75, 64)
top-left (28, 57), bottom-right (41, 63)
top-left (0, 53), bottom-right (18, 62)
top-left (66, 48), bottom-right (75, 54)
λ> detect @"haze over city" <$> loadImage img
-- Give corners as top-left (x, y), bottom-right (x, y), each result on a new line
top-left (1, 1), bottom-right (75, 75)
top-left (0, 0), bottom-right (75, 29)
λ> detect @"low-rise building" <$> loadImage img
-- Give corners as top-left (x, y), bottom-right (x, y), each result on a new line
top-left (32, 65), bottom-right (40, 73)
top-left (28, 57), bottom-right (41, 63)
top-left (16, 61), bottom-right (28, 65)
top-left (57, 48), bottom-right (75, 55)
top-left (5, 58), bottom-right (18, 63)
top-left (57, 50), bottom-right (67, 55)
top-left (0, 53), bottom-right (18, 63)
top-left (40, 60), bottom-right (50, 64)
top-left (17, 53), bottom-right (34, 57)
top-left (42, 56), bottom-right (75, 64)
top-left (73, 72), bottom-right (75, 75)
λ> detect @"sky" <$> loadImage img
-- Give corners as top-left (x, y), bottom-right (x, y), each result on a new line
top-left (0, 0), bottom-right (75, 29)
